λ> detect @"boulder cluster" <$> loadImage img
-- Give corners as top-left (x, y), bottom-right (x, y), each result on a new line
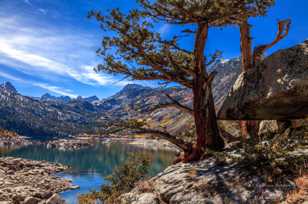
top-left (0, 157), bottom-right (78, 204)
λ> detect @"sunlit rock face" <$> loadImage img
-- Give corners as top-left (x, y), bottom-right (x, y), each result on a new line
top-left (219, 41), bottom-right (308, 120)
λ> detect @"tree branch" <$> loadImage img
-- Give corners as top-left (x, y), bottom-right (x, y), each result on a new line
top-left (206, 51), bottom-right (222, 66)
top-left (253, 19), bottom-right (291, 65)
top-left (132, 128), bottom-right (192, 151)
top-left (104, 119), bottom-right (192, 152)
top-left (149, 91), bottom-right (193, 115)
top-left (202, 71), bottom-right (217, 91)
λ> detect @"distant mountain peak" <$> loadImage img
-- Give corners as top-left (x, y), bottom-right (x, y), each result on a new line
top-left (123, 84), bottom-right (145, 90)
top-left (41, 93), bottom-right (52, 98)
top-left (84, 95), bottom-right (99, 103)
top-left (0, 82), bottom-right (17, 93)
top-left (41, 93), bottom-right (71, 102)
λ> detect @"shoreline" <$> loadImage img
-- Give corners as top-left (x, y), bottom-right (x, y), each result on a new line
top-left (0, 157), bottom-right (78, 203)
top-left (45, 136), bottom-right (181, 153)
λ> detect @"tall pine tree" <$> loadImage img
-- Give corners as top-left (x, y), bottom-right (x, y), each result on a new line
top-left (91, 0), bottom-right (270, 161)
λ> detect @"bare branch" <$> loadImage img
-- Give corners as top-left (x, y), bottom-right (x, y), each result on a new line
top-left (104, 119), bottom-right (192, 151)
top-left (202, 71), bottom-right (218, 91)
top-left (253, 19), bottom-right (291, 65)
top-left (166, 92), bottom-right (193, 114)
top-left (149, 91), bottom-right (193, 115)
top-left (206, 50), bottom-right (222, 66)
top-left (132, 128), bottom-right (192, 151)
top-left (206, 71), bottom-right (218, 85)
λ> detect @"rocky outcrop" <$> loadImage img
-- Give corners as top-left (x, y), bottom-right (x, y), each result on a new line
top-left (119, 119), bottom-right (307, 204)
top-left (219, 41), bottom-right (308, 120)
top-left (126, 139), bottom-right (180, 153)
top-left (0, 157), bottom-right (78, 204)
top-left (0, 129), bottom-right (31, 147)
top-left (46, 137), bottom-right (95, 151)
top-left (120, 158), bottom-right (289, 204)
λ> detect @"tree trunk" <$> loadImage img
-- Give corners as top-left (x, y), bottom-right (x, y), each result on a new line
top-left (240, 19), bottom-right (252, 72)
top-left (239, 120), bottom-right (248, 142)
top-left (205, 86), bottom-right (225, 150)
top-left (239, 19), bottom-right (258, 141)
top-left (192, 81), bottom-right (207, 160)
top-left (187, 23), bottom-right (224, 161)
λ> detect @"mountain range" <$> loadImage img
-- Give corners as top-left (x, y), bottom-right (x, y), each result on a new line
top-left (0, 58), bottom-right (240, 139)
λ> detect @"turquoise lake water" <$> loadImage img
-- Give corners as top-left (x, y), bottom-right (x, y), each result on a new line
top-left (2, 143), bottom-right (174, 203)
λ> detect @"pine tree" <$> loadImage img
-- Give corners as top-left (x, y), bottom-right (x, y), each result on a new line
top-left (91, 0), bottom-right (267, 161)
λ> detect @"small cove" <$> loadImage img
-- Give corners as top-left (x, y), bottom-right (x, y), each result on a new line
top-left (1, 142), bottom-right (175, 203)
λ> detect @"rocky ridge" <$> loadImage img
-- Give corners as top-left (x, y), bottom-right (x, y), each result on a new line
top-left (0, 57), bottom-right (240, 139)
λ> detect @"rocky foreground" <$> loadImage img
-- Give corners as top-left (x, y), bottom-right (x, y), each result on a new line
top-left (120, 158), bottom-right (307, 204)
top-left (0, 157), bottom-right (78, 204)
top-left (120, 119), bottom-right (307, 204)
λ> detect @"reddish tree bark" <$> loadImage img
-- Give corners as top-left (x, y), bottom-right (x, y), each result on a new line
top-left (240, 19), bottom-right (252, 72)
top-left (239, 19), bottom-right (256, 141)
top-left (187, 23), bottom-right (224, 161)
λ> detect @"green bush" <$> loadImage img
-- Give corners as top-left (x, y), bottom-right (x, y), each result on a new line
top-left (79, 153), bottom-right (151, 204)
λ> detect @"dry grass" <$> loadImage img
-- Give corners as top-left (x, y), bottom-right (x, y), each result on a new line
top-left (0, 129), bottom-right (19, 138)
top-left (136, 180), bottom-right (155, 193)
top-left (285, 174), bottom-right (308, 203)
top-left (78, 194), bottom-right (97, 204)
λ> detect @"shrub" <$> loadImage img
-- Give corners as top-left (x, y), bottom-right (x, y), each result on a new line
top-left (79, 153), bottom-right (151, 204)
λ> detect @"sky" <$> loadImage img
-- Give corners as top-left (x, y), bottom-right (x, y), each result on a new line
top-left (0, 0), bottom-right (307, 99)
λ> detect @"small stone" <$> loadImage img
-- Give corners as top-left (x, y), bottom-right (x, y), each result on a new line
top-left (22, 197), bottom-right (40, 204)
top-left (137, 193), bottom-right (159, 204)
top-left (13, 194), bottom-right (25, 203)
top-left (45, 194), bottom-right (65, 204)
top-left (33, 191), bottom-right (53, 199)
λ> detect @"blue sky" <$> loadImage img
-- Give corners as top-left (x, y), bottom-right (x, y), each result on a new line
top-left (0, 0), bottom-right (307, 99)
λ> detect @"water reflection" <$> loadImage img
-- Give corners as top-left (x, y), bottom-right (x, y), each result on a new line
top-left (2, 142), bottom-right (174, 203)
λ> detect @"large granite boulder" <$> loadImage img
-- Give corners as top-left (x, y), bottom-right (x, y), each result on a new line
top-left (219, 41), bottom-right (308, 120)
top-left (120, 158), bottom-right (287, 204)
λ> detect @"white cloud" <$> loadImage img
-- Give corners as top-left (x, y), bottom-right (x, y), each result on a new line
top-left (33, 83), bottom-right (77, 97)
top-left (0, 16), bottom-right (129, 88)
top-left (0, 70), bottom-right (77, 97)
top-left (23, 0), bottom-right (32, 5)
top-left (0, 40), bottom-right (68, 75)
top-left (76, 65), bottom-right (130, 86)
top-left (0, 71), bottom-right (27, 83)
top-left (38, 8), bottom-right (48, 15)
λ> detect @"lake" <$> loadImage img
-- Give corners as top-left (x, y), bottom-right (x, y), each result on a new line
top-left (1, 142), bottom-right (175, 203)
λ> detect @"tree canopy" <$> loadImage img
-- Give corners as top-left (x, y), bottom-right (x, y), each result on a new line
top-left (91, 0), bottom-right (281, 161)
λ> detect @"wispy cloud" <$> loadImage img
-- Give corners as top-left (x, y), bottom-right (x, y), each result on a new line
top-left (0, 70), bottom-right (27, 83)
top-left (0, 40), bottom-right (68, 75)
top-left (33, 83), bottom-right (77, 97)
top-left (23, 0), bottom-right (32, 6)
top-left (38, 8), bottom-right (48, 15)
top-left (76, 65), bottom-right (130, 86)
top-left (0, 70), bottom-right (77, 97)
top-left (0, 16), bottom-right (129, 88)
top-left (158, 24), bottom-right (171, 36)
